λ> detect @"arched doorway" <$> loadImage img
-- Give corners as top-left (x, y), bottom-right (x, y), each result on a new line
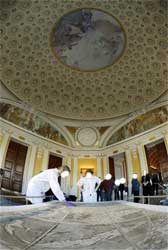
top-left (109, 153), bottom-right (128, 183)
top-left (145, 139), bottom-right (168, 182)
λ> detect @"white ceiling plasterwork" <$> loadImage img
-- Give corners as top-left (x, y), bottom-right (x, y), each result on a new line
top-left (1, 0), bottom-right (167, 121)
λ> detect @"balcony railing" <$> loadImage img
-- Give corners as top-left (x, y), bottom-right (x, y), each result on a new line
top-left (0, 194), bottom-right (168, 206)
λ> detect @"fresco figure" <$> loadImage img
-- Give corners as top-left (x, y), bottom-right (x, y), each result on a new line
top-left (1, 103), bottom-right (68, 145)
top-left (52, 8), bottom-right (125, 71)
top-left (107, 106), bottom-right (168, 145)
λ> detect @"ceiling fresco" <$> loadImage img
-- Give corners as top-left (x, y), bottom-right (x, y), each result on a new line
top-left (1, 0), bottom-right (168, 120)
top-left (106, 105), bottom-right (168, 146)
top-left (51, 8), bottom-right (125, 71)
top-left (0, 103), bottom-right (68, 145)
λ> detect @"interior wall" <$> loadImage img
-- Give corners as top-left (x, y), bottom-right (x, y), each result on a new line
top-left (113, 153), bottom-right (127, 181)
top-left (131, 149), bottom-right (142, 182)
top-left (0, 119), bottom-right (168, 195)
top-left (78, 158), bottom-right (97, 177)
top-left (33, 148), bottom-right (44, 176)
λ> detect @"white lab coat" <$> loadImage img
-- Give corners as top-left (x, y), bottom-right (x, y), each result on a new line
top-left (26, 168), bottom-right (65, 204)
top-left (79, 175), bottom-right (101, 202)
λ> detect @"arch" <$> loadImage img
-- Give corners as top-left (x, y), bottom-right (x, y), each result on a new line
top-left (0, 101), bottom-right (72, 146)
top-left (102, 104), bottom-right (168, 147)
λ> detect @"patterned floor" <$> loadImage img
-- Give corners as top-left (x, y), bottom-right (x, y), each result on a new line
top-left (0, 202), bottom-right (168, 250)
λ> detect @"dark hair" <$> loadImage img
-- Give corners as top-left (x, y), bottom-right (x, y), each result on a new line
top-left (86, 169), bottom-right (93, 175)
top-left (62, 165), bottom-right (71, 172)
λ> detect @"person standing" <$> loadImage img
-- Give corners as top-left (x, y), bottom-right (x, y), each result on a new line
top-left (119, 178), bottom-right (126, 200)
top-left (151, 173), bottom-right (159, 195)
top-left (99, 174), bottom-right (114, 201)
top-left (79, 169), bottom-right (101, 202)
top-left (96, 177), bottom-right (102, 202)
top-left (131, 174), bottom-right (140, 203)
top-left (141, 173), bottom-right (152, 204)
top-left (114, 179), bottom-right (120, 200)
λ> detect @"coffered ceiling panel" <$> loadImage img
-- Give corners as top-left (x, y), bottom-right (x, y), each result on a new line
top-left (1, 0), bottom-right (168, 120)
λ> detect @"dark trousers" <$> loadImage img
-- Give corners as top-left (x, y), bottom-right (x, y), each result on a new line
top-left (115, 190), bottom-right (119, 200)
top-left (80, 192), bottom-right (83, 202)
top-left (105, 189), bottom-right (112, 201)
top-left (153, 184), bottom-right (159, 195)
top-left (120, 190), bottom-right (124, 200)
top-left (100, 190), bottom-right (106, 201)
top-left (133, 190), bottom-right (140, 203)
top-left (97, 190), bottom-right (101, 202)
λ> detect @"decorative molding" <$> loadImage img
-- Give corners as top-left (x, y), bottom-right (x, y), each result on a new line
top-left (0, 118), bottom-right (167, 158)
top-left (100, 102), bottom-right (168, 146)
top-left (75, 127), bottom-right (99, 147)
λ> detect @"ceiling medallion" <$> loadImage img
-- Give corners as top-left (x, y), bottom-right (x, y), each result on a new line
top-left (76, 127), bottom-right (99, 146)
top-left (51, 8), bottom-right (126, 71)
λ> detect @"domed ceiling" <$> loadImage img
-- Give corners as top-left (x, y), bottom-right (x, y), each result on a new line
top-left (1, 0), bottom-right (168, 121)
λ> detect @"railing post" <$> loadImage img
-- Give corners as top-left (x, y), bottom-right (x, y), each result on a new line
top-left (148, 196), bottom-right (150, 204)
top-left (142, 196), bottom-right (144, 204)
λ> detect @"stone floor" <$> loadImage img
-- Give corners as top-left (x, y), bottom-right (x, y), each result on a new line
top-left (0, 201), bottom-right (168, 250)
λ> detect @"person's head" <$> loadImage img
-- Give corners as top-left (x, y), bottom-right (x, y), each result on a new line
top-left (132, 173), bottom-right (138, 179)
top-left (120, 177), bottom-right (126, 185)
top-left (105, 173), bottom-right (112, 180)
top-left (86, 169), bottom-right (93, 178)
top-left (57, 165), bottom-right (70, 178)
top-left (115, 179), bottom-right (120, 186)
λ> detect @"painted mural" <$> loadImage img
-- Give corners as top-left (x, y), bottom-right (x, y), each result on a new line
top-left (107, 106), bottom-right (168, 146)
top-left (0, 103), bottom-right (68, 145)
top-left (51, 8), bottom-right (125, 71)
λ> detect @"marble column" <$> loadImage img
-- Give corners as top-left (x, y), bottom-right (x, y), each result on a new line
top-left (0, 133), bottom-right (10, 169)
top-left (72, 157), bottom-right (78, 196)
top-left (41, 149), bottom-right (49, 171)
top-left (22, 145), bottom-right (32, 193)
top-left (103, 156), bottom-right (109, 176)
top-left (125, 149), bottom-right (133, 196)
top-left (97, 156), bottom-right (101, 178)
top-left (66, 156), bottom-right (72, 194)
top-left (61, 156), bottom-right (71, 194)
top-left (137, 145), bottom-right (148, 175)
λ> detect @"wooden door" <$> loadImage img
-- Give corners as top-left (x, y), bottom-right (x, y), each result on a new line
top-left (2, 140), bottom-right (28, 192)
top-left (48, 154), bottom-right (62, 185)
top-left (45, 154), bottom-right (62, 196)
top-left (48, 154), bottom-right (62, 169)
top-left (145, 141), bottom-right (168, 181)
top-left (109, 157), bottom-right (115, 179)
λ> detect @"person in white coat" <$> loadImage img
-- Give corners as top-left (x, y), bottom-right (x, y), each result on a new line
top-left (79, 169), bottom-right (101, 203)
top-left (26, 165), bottom-right (70, 204)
